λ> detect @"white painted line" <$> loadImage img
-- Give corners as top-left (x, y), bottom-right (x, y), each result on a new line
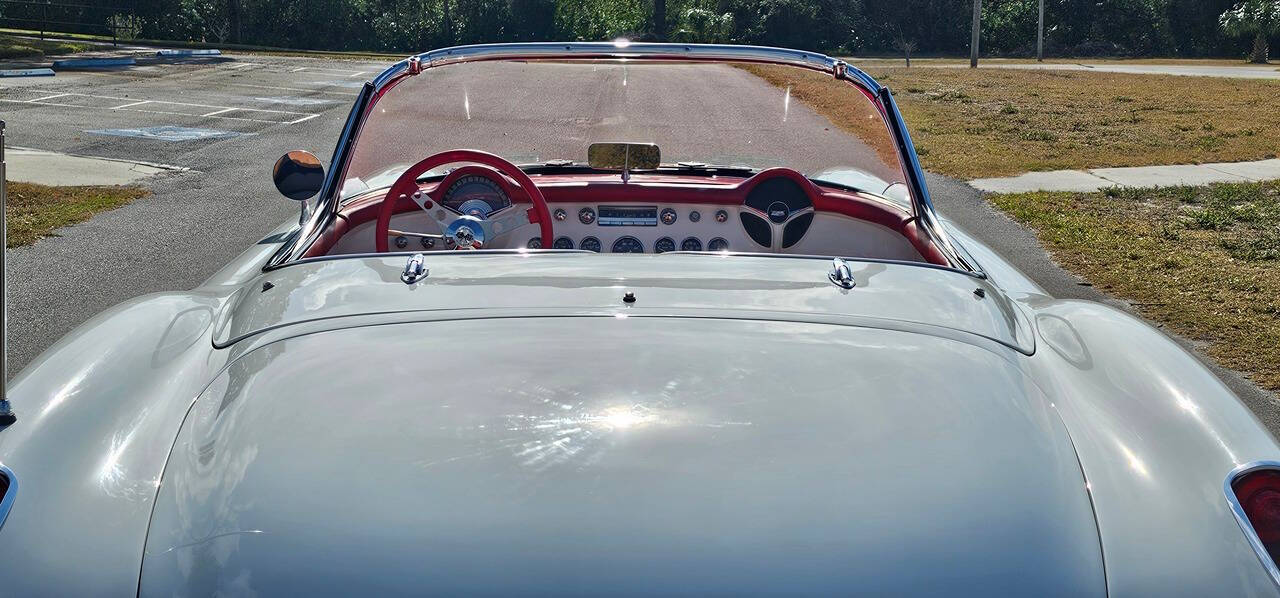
top-left (288, 113), bottom-right (321, 124)
top-left (0, 98), bottom-right (308, 125)
top-left (227, 62), bottom-right (259, 69)
top-left (290, 66), bottom-right (307, 72)
top-left (201, 107), bottom-right (236, 117)
top-left (346, 71), bottom-right (367, 77)
top-left (227, 82), bottom-right (357, 96)
top-left (112, 100), bottom-right (150, 109)
top-left (29, 93), bottom-right (70, 102)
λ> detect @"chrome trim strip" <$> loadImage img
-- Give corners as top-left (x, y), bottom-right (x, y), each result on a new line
top-left (1225, 460), bottom-right (1280, 589)
top-left (0, 462), bottom-right (16, 532)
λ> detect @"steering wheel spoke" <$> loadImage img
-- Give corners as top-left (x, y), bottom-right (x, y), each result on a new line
top-left (376, 150), bottom-right (554, 253)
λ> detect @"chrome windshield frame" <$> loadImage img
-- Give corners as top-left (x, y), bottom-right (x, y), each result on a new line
top-left (268, 42), bottom-right (976, 274)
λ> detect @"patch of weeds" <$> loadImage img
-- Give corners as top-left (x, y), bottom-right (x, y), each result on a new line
top-left (1020, 130), bottom-right (1058, 142)
top-left (1000, 103), bottom-right (1019, 115)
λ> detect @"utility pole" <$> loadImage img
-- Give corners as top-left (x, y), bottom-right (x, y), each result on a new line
top-left (970, 0), bottom-right (981, 68)
top-left (1037, 0), bottom-right (1045, 62)
top-left (0, 120), bottom-right (12, 427)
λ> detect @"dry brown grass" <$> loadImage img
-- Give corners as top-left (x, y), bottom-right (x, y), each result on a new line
top-left (993, 181), bottom-right (1280, 391)
top-left (743, 64), bottom-right (1280, 179)
top-left (737, 64), bottom-right (905, 171)
top-left (4, 182), bottom-right (148, 247)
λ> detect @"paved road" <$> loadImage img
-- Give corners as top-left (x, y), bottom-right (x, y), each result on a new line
top-left (1, 52), bottom-right (1275, 435)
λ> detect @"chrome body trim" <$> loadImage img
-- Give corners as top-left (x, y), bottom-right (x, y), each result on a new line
top-left (0, 462), bottom-right (15, 532)
top-left (1225, 460), bottom-right (1280, 589)
top-left (268, 42), bottom-right (975, 273)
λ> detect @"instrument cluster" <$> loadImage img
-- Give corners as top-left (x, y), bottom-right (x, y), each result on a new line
top-left (528, 205), bottom-right (738, 254)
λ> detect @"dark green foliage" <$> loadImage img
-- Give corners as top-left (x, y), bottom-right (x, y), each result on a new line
top-left (28, 0), bottom-right (1280, 56)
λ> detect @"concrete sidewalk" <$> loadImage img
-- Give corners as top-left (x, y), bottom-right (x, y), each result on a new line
top-left (5, 147), bottom-right (187, 186)
top-left (969, 158), bottom-right (1280, 193)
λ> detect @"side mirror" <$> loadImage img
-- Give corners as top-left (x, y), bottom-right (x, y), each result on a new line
top-left (272, 151), bottom-right (324, 201)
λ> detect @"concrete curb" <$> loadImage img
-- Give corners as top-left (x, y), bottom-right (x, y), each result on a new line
top-left (51, 56), bottom-right (136, 69)
top-left (6, 146), bottom-right (190, 186)
top-left (0, 68), bottom-right (54, 77)
top-left (969, 158), bottom-right (1280, 194)
top-left (156, 49), bottom-right (222, 57)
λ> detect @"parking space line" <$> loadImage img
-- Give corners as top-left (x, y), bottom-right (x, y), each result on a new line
top-left (0, 90), bottom-right (320, 125)
top-left (290, 66), bottom-right (307, 72)
top-left (30, 93), bottom-right (70, 102)
top-left (346, 71), bottom-right (368, 77)
top-left (0, 98), bottom-right (291, 124)
top-left (227, 82), bottom-right (357, 96)
top-left (288, 113), bottom-right (321, 124)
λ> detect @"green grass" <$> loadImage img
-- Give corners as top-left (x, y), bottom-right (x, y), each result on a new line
top-left (4, 182), bottom-right (149, 247)
top-left (990, 181), bottom-right (1280, 391)
top-left (0, 34), bottom-right (91, 60)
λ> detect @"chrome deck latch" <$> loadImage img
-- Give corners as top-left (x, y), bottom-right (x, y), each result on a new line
top-left (401, 253), bottom-right (428, 284)
top-left (829, 258), bottom-right (855, 289)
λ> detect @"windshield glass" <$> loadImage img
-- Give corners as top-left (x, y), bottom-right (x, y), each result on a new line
top-left (342, 59), bottom-right (912, 209)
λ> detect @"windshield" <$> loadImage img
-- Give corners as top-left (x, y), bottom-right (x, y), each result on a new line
top-left (342, 58), bottom-right (912, 208)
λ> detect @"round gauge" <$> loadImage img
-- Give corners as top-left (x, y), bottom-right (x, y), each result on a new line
top-left (681, 237), bottom-right (703, 252)
top-left (611, 236), bottom-right (645, 254)
top-left (579, 207), bottom-right (596, 225)
top-left (442, 175), bottom-right (510, 216)
top-left (580, 236), bottom-right (602, 252)
top-left (708, 237), bottom-right (729, 252)
top-left (660, 208), bottom-right (678, 225)
top-left (689, 210), bottom-right (701, 223)
top-left (527, 237), bottom-right (543, 249)
top-left (654, 237), bottom-right (676, 253)
top-left (553, 236), bottom-right (574, 250)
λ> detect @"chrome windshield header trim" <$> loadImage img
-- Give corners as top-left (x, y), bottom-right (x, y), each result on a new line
top-left (0, 463), bottom-right (16, 532)
top-left (1225, 460), bottom-right (1280, 589)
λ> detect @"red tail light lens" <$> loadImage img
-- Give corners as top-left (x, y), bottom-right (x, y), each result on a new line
top-left (1233, 469), bottom-right (1280, 562)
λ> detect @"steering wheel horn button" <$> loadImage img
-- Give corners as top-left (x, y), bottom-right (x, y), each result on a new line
top-left (445, 215), bottom-right (487, 249)
top-left (767, 201), bottom-right (791, 224)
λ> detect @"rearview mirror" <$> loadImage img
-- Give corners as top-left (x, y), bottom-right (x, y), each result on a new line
top-left (587, 143), bottom-right (660, 171)
top-left (273, 150), bottom-right (324, 201)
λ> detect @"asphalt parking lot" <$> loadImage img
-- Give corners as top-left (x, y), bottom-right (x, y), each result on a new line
top-left (1, 54), bottom-right (378, 371)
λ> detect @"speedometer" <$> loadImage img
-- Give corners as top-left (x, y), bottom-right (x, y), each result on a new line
top-left (442, 175), bottom-right (510, 216)
top-left (611, 236), bottom-right (645, 253)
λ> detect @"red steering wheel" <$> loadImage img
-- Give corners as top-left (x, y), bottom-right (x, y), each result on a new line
top-left (375, 150), bottom-right (554, 252)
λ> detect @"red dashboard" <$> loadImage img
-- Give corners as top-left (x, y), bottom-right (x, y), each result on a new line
top-left (305, 166), bottom-right (948, 265)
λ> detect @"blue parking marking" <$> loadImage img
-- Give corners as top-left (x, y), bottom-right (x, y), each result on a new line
top-left (86, 126), bottom-right (248, 142)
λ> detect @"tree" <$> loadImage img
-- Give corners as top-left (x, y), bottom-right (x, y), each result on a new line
top-left (1220, 0), bottom-right (1280, 63)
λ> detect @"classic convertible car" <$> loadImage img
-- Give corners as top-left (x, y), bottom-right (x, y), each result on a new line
top-left (2, 42), bottom-right (1279, 596)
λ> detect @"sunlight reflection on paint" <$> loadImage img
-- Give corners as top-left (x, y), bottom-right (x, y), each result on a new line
top-left (783, 86), bottom-right (791, 122)
top-left (463, 88), bottom-right (471, 120)
top-left (1115, 440), bottom-right (1150, 479)
top-left (596, 405), bottom-right (656, 430)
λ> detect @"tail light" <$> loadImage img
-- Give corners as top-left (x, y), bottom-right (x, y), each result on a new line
top-left (0, 464), bottom-right (13, 532)
top-left (1228, 463), bottom-right (1280, 580)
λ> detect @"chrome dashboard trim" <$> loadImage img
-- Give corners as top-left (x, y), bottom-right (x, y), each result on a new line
top-left (1225, 460), bottom-right (1280, 590)
top-left (0, 462), bottom-right (16, 532)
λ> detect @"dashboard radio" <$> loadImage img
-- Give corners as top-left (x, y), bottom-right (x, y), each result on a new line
top-left (597, 205), bottom-right (658, 226)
